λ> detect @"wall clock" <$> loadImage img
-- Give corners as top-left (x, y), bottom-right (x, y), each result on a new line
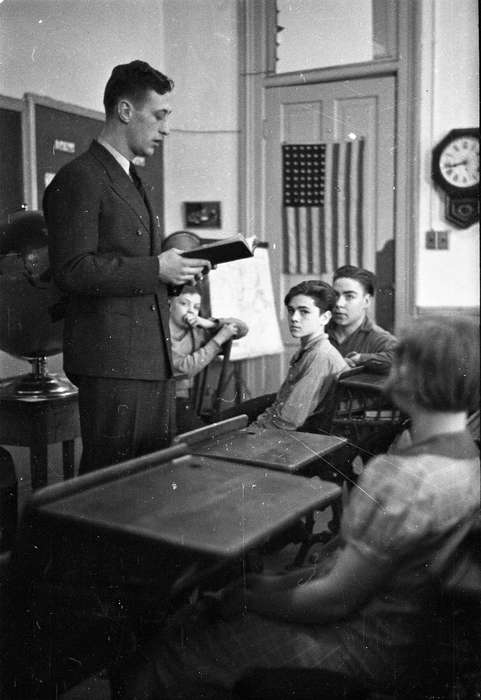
top-left (432, 128), bottom-right (479, 229)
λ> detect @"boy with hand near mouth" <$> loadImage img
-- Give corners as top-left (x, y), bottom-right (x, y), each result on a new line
top-left (169, 284), bottom-right (248, 433)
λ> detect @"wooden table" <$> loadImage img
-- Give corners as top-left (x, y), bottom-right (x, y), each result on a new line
top-left (0, 380), bottom-right (80, 490)
top-left (34, 445), bottom-right (341, 559)
top-left (176, 416), bottom-right (347, 475)
top-left (9, 443), bottom-right (341, 693)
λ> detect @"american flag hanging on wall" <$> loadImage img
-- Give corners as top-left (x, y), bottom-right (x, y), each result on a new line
top-left (282, 140), bottom-right (365, 275)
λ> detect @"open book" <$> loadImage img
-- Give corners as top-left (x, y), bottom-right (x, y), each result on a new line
top-left (181, 233), bottom-right (254, 266)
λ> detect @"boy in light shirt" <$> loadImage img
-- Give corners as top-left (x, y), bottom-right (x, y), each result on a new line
top-left (253, 280), bottom-right (348, 432)
top-left (169, 284), bottom-right (248, 433)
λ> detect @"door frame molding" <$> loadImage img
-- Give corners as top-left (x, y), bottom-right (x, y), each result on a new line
top-left (238, 0), bottom-right (420, 332)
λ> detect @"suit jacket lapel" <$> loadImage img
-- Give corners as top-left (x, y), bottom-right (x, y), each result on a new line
top-left (89, 141), bottom-right (151, 234)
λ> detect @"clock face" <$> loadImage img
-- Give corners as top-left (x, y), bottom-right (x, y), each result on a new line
top-left (439, 135), bottom-right (479, 189)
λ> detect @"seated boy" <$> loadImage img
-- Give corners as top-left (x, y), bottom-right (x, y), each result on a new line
top-left (169, 284), bottom-right (248, 434)
top-left (253, 280), bottom-right (348, 431)
top-left (328, 265), bottom-right (397, 372)
top-left (327, 266), bottom-right (401, 474)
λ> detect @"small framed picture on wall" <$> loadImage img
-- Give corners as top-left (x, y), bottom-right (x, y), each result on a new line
top-left (184, 201), bottom-right (221, 228)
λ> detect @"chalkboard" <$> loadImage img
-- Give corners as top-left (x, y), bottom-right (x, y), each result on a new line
top-left (0, 96), bottom-right (23, 219)
top-left (23, 93), bottom-right (105, 210)
top-left (23, 93), bottom-right (164, 229)
top-left (208, 247), bottom-right (284, 361)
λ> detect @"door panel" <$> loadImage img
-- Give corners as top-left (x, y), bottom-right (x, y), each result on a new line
top-left (283, 102), bottom-right (323, 140)
top-left (265, 76), bottom-right (396, 385)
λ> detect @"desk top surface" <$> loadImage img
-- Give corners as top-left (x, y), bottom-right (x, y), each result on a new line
top-left (338, 371), bottom-right (389, 392)
top-left (189, 429), bottom-right (346, 473)
top-left (38, 455), bottom-right (340, 559)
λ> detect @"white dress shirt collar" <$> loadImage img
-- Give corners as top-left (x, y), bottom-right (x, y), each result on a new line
top-left (96, 137), bottom-right (131, 177)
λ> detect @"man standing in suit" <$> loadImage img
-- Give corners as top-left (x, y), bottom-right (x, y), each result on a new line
top-left (44, 60), bottom-right (210, 473)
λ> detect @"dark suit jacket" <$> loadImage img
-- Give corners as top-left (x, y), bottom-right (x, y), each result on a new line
top-left (44, 140), bottom-right (172, 380)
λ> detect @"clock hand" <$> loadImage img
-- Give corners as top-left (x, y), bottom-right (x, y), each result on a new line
top-left (444, 159), bottom-right (468, 168)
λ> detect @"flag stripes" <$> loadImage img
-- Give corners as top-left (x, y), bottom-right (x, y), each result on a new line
top-left (282, 140), bottom-right (365, 275)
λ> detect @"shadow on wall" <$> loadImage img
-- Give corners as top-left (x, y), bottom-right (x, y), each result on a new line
top-left (375, 239), bottom-right (395, 333)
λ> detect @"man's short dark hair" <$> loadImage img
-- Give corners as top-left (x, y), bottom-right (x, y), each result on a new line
top-left (103, 60), bottom-right (174, 117)
top-left (388, 315), bottom-right (479, 413)
top-left (284, 280), bottom-right (337, 313)
top-left (333, 265), bottom-right (376, 296)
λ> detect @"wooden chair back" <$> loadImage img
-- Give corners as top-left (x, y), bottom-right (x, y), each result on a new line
top-left (191, 339), bottom-right (234, 421)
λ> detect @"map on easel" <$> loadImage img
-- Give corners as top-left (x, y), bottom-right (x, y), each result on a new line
top-left (208, 246), bottom-right (284, 361)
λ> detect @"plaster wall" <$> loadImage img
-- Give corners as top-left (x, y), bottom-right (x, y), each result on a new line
top-left (416, 0), bottom-right (479, 309)
top-left (162, 0), bottom-right (239, 238)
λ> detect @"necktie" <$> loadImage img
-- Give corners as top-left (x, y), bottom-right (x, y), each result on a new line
top-left (129, 162), bottom-right (145, 196)
top-left (129, 162), bottom-right (155, 248)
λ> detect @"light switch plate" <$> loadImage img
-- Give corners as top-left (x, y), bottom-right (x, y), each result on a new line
top-left (425, 230), bottom-right (436, 249)
top-left (437, 230), bottom-right (449, 249)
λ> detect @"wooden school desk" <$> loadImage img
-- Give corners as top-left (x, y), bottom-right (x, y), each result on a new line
top-left (175, 415), bottom-right (347, 475)
top-left (331, 370), bottom-right (407, 487)
top-left (9, 442), bottom-right (341, 694)
top-left (337, 370), bottom-right (388, 393)
top-left (30, 442), bottom-right (341, 559)
top-left (334, 369), bottom-right (403, 428)
top-left (174, 416), bottom-right (348, 567)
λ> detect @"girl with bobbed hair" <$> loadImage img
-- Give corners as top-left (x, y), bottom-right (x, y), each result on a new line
top-left (384, 314), bottom-right (479, 415)
top-left (113, 316), bottom-right (480, 699)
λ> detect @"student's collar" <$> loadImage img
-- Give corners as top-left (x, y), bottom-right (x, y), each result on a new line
top-left (331, 314), bottom-right (370, 341)
top-left (399, 430), bottom-right (478, 460)
top-left (301, 329), bottom-right (328, 347)
top-left (357, 315), bottom-right (374, 332)
top-left (292, 331), bottom-right (328, 360)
